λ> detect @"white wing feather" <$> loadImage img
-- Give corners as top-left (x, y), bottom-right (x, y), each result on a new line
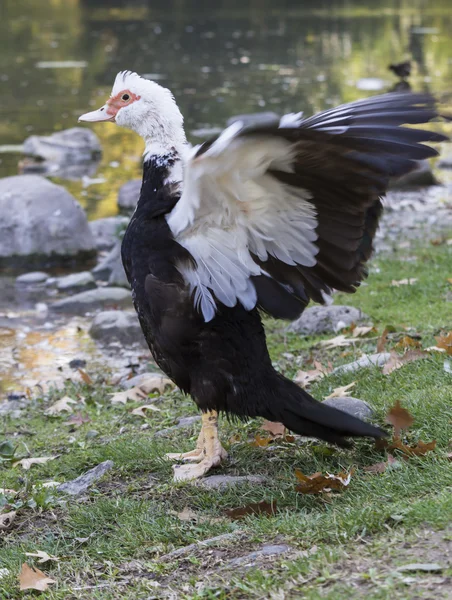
top-left (167, 121), bottom-right (318, 321)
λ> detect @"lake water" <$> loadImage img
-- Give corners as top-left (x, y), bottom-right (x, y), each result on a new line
top-left (1, 0), bottom-right (452, 220)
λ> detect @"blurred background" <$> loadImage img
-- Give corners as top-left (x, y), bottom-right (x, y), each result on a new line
top-left (2, 0), bottom-right (452, 219)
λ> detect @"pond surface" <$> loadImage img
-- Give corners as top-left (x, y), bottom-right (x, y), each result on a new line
top-left (1, 0), bottom-right (452, 219)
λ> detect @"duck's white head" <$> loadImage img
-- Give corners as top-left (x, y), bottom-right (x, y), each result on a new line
top-left (79, 71), bottom-right (186, 153)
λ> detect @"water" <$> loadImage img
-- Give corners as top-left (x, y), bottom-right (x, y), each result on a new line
top-left (1, 0), bottom-right (452, 219)
top-left (1, 0), bottom-right (452, 395)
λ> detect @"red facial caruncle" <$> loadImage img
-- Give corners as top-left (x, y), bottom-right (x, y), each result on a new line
top-left (106, 89), bottom-right (141, 119)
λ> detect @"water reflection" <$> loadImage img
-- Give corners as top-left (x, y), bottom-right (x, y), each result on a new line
top-left (1, 0), bottom-right (452, 219)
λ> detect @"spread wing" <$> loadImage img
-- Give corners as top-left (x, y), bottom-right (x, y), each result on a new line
top-left (167, 93), bottom-right (446, 322)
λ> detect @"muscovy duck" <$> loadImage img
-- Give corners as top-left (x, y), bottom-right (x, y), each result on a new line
top-left (79, 71), bottom-right (446, 481)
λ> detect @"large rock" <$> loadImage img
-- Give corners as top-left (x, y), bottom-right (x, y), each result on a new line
top-left (322, 396), bottom-right (374, 421)
top-left (92, 242), bottom-right (129, 287)
top-left (287, 305), bottom-right (368, 335)
top-left (117, 179), bottom-right (141, 212)
top-left (390, 160), bottom-right (437, 189)
top-left (55, 271), bottom-right (96, 293)
top-left (89, 310), bottom-right (146, 346)
top-left (22, 127), bottom-right (102, 179)
top-left (0, 175), bottom-right (96, 270)
top-left (89, 216), bottom-right (129, 251)
top-left (51, 287), bottom-right (131, 314)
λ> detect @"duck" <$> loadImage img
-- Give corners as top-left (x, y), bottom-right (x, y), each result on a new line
top-left (79, 71), bottom-right (446, 481)
top-left (388, 60), bottom-right (412, 79)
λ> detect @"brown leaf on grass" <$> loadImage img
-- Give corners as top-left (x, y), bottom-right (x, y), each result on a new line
top-left (352, 326), bottom-right (377, 337)
top-left (110, 386), bottom-right (148, 405)
top-left (13, 456), bottom-right (58, 470)
top-left (382, 350), bottom-right (428, 375)
top-left (363, 455), bottom-right (398, 474)
top-left (377, 438), bottom-right (436, 457)
top-left (294, 361), bottom-right (331, 388)
top-left (0, 511), bottom-right (16, 531)
top-left (325, 382), bottom-right (356, 400)
top-left (78, 368), bottom-right (93, 385)
top-left (19, 563), bottom-right (55, 591)
top-left (250, 433), bottom-right (273, 447)
top-left (435, 332), bottom-right (452, 355)
top-left (395, 336), bottom-right (421, 350)
top-left (447, 278), bottom-right (452, 285)
top-left (447, 453), bottom-right (452, 461)
top-left (261, 421), bottom-right (285, 438)
top-left (0, 488), bottom-right (17, 496)
top-left (377, 328), bottom-right (389, 353)
top-left (45, 395), bottom-right (76, 415)
top-left (173, 507), bottom-right (222, 524)
top-left (24, 551), bottom-right (59, 564)
top-left (225, 500), bottom-right (276, 520)
top-left (385, 400), bottom-right (414, 439)
top-left (319, 334), bottom-right (361, 349)
top-left (390, 278), bottom-right (418, 287)
top-left (130, 404), bottom-right (161, 418)
top-left (138, 374), bottom-right (174, 394)
top-left (295, 469), bottom-right (354, 494)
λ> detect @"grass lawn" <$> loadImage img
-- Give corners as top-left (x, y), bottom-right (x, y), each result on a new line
top-left (0, 242), bottom-right (451, 599)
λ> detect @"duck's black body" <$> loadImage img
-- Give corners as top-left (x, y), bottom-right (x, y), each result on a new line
top-left (121, 154), bottom-right (385, 445)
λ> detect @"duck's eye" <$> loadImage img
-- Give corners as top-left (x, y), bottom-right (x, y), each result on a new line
top-left (122, 93), bottom-right (130, 101)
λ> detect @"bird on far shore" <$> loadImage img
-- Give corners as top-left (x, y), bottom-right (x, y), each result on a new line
top-left (388, 60), bottom-right (412, 79)
top-left (79, 71), bottom-right (446, 481)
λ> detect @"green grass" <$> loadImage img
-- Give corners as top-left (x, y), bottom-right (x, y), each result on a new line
top-left (0, 242), bottom-right (451, 599)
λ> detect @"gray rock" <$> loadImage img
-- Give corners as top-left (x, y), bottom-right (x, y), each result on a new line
top-left (92, 242), bottom-right (129, 287)
top-left (0, 399), bottom-right (28, 416)
top-left (89, 310), bottom-right (145, 346)
top-left (227, 111), bottom-right (279, 128)
top-left (0, 175), bottom-right (96, 269)
top-left (16, 271), bottom-right (49, 285)
top-left (51, 287), bottom-right (131, 314)
top-left (198, 475), bottom-right (266, 490)
top-left (122, 372), bottom-right (162, 389)
top-left (288, 305), bottom-right (368, 335)
top-left (23, 127), bottom-right (101, 164)
top-left (437, 146), bottom-right (452, 169)
top-left (56, 271), bottom-right (96, 293)
top-left (155, 416), bottom-right (201, 437)
top-left (58, 460), bottom-right (114, 495)
top-left (226, 544), bottom-right (292, 568)
top-left (390, 160), bottom-right (437, 189)
top-left (118, 179), bottom-right (141, 212)
top-left (322, 396), bottom-right (374, 420)
top-left (89, 216), bottom-right (129, 251)
top-left (333, 352), bottom-right (391, 374)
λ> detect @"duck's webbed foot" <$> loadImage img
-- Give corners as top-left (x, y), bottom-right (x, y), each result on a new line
top-left (166, 410), bottom-right (228, 482)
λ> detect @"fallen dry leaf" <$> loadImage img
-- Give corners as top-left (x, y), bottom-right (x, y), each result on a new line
top-left (363, 455), bottom-right (398, 474)
top-left (19, 563), bottom-right (55, 592)
top-left (25, 551), bottom-right (59, 564)
top-left (294, 361), bottom-right (331, 388)
top-left (130, 404), bottom-right (161, 418)
top-left (376, 328), bottom-right (389, 353)
top-left (172, 507), bottom-right (222, 524)
top-left (391, 278), bottom-right (418, 287)
top-left (77, 368), bottom-right (93, 385)
top-left (435, 332), bottom-right (452, 355)
top-left (138, 374), bottom-right (174, 394)
top-left (110, 386), bottom-right (148, 405)
top-left (395, 336), bottom-right (421, 350)
top-left (225, 500), bottom-right (276, 520)
top-left (447, 453), bottom-right (452, 461)
top-left (325, 382), bottom-right (356, 400)
top-left (0, 511), bottom-right (16, 531)
top-left (352, 326), bottom-right (376, 337)
top-left (13, 456), bottom-right (57, 470)
top-left (295, 469), bottom-right (354, 494)
top-left (261, 421), bottom-right (285, 437)
top-left (250, 433), bottom-right (273, 447)
top-left (319, 334), bottom-right (361, 349)
top-left (45, 395), bottom-right (76, 415)
top-left (385, 400), bottom-right (414, 439)
top-left (382, 350), bottom-right (428, 375)
top-left (378, 438), bottom-right (437, 457)
top-left (447, 278), bottom-right (452, 285)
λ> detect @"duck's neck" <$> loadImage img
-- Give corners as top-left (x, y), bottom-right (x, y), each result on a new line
top-left (143, 138), bottom-right (188, 186)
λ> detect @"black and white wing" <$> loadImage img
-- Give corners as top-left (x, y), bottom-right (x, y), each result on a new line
top-left (167, 93), bottom-right (447, 322)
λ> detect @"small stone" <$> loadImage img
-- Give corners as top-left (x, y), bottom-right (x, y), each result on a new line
top-left (198, 475), bottom-right (266, 490)
top-left (57, 460), bottom-right (114, 495)
top-left (155, 415), bottom-right (201, 437)
top-left (0, 399), bottom-right (28, 417)
top-left (333, 352), bottom-right (391, 374)
top-left (16, 271), bottom-right (49, 285)
top-left (89, 310), bottom-right (146, 346)
top-left (51, 287), bottom-right (132, 314)
top-left (288, 305), bottom-right (368, 335)
top-left (226, 544), bottom-right (291, 568)
top-left (322, 396), bottom-right (374, 421)
top-left (56, 271), bottom-right (96, 293)
top-left (118, 179), bottom-right (141, 212)
top-left (85, 430), bottom-right (99, 439)
top-left (68, 358), bottom-right (87, 369)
